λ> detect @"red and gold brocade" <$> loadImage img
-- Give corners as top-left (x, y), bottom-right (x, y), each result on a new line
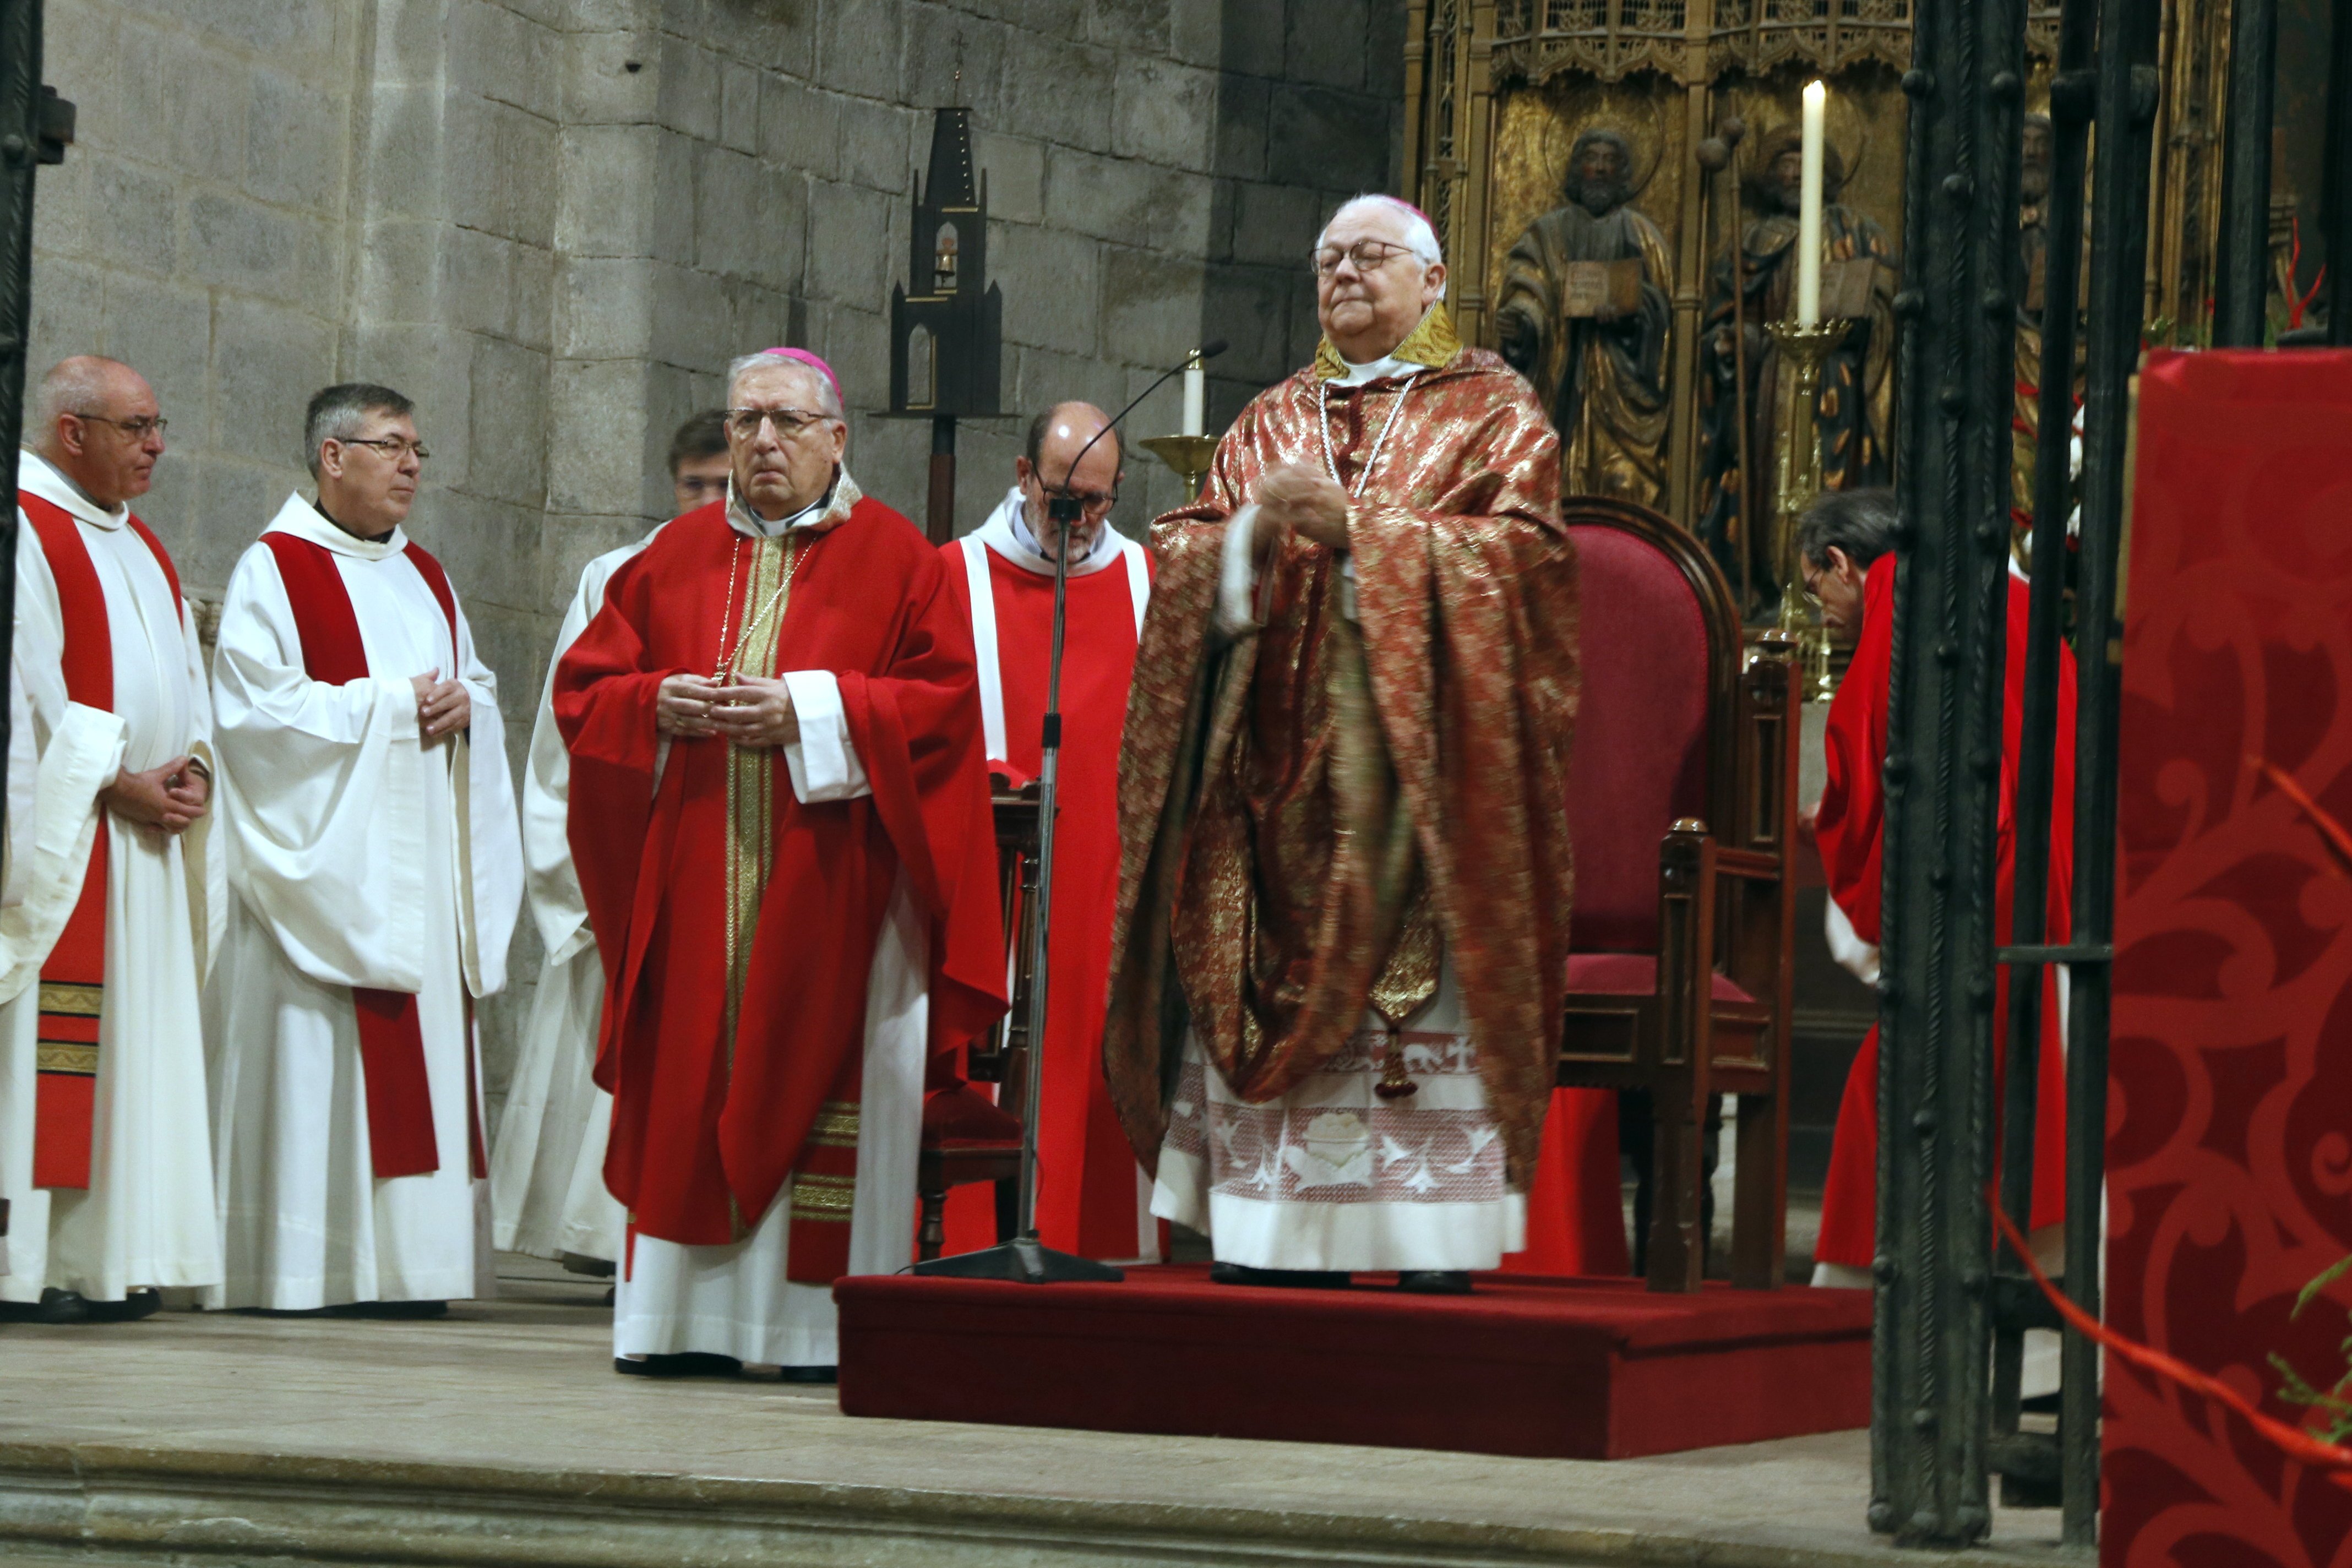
top-left (1103, 334), bottom-right (1580, 1188)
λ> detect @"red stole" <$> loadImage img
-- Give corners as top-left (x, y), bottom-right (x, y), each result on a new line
top-left (558, 498), bottom-right (1006, 1281)
top-left (20, 494), bottom-right (183, 1190)
top-left (259, 530), bottom-right (487, 1183)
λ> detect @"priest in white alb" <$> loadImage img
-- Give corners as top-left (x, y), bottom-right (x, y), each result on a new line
top-left (205, 382), bottom-right (523, 1313)
top-left (0, 356), bottom-right (224, 1324)
top-left (556, 349), bottom-right (1003, 1379)
top-left (489, 411), bottom-right (728, 1272)
top-left (934, 403), bottom-right (1157, 1262)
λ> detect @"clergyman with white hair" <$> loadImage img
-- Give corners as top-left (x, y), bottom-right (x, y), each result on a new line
top-left (553, 348), bottom-right (1005, 1381)
top-left (1102, 194), bottom-right (1588, 1293)
top-left (0, 356), bottom-right (222, 1324)
top-left (204, 381), bottom-right (524, 1315)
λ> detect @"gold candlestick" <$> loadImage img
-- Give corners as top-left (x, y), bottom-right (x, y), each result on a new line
top-left (1765, 319), bottom-right (1844, 698)
top-left (1140, 433), bottom-right (1217, 501)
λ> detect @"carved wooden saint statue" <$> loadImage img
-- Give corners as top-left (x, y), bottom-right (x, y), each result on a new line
top-left (1494, 128), bottom-right (1674, 506)
top-left (1696, 125), bottom-right (1897, 613)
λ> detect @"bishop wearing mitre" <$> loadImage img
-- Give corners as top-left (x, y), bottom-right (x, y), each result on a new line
top-left (556, 349), bottom-right (1004, 1378)
top-left (206, 382), bottom-right (523, 1313)
top-left (1104, 197), bottom-right (1591, 1292)
top-left (0, 357), bottom-right (222, 1323)
top-left (937, 403), bottom-right (1157, 1262)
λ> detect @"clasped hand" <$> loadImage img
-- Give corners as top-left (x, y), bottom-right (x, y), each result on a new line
top-left (1251, 464), bottom-right (1350, 563)
top-left (410, 671), bottom-right (471, 738)
top-left (102, 755), bottom-right (209, 835)
top-left (656, 673), bottom-right (799, 748)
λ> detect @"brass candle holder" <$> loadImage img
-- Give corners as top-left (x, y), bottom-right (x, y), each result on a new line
top-left (1765, 319), bottom-right (1844, 699)
top-left (1140, 433), bottom-right (1218, 501)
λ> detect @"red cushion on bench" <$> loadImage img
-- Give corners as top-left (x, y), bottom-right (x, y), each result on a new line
top-left (1566, 951), bottom-right (1756, 1004)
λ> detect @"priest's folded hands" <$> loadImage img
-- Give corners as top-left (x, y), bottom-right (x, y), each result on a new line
top-left (1250, 462), bottom-right (1350, 558)
top-left (409, 669), bottom-right (472, 737)
top-left (652, 671), bottom-right (799, 745)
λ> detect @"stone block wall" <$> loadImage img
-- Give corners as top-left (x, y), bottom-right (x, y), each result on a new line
top-left (28, 0), bottom-right (1404, 1112)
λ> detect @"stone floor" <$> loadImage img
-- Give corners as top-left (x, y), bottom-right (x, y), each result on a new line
top-left (0, 1253), bottom-right (2084, 1568)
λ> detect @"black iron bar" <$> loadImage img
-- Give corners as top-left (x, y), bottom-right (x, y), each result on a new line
top-left (0, 3), bottom-right (52, 886)
top-left (2326, 0), bottom-right (2352, 346)
top-left (2061, 0), bottom-right (2164, 1545)
top-left (1995, 943), bottom-right (2114, 965)
top-left (2213, 0), bottom-right (2279, 345)
top-left (1989, 0), bottom-right (2096, 1481)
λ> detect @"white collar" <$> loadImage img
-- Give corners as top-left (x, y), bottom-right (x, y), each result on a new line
top-left (727, 466), bottom-right (861, 538)
top-left (975, 486), bottom-right (1125, 578)
top-left (262, 492), bottom-right (410, 560)
top-left (18, 449), bottom-right (130, 531)
top-left (1331, 352), bottom-right (1414, 388)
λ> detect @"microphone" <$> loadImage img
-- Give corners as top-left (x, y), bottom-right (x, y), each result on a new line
top-left (1050, 341), bottom-right (1229, 519)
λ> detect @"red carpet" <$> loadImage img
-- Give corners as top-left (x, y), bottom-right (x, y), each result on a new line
top-left (836, 1265), bottom-right (1872, 1460)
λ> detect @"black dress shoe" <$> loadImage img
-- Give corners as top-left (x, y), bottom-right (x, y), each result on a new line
top-left (84, 1289), bottom-right (162, 1322)
top-left (0, 1288), bottom-right (92, 1324)
top-left (1208, 1261), bottom-right (1352, 1288)
top-left (613, 1351), bottom-right (744, 1379)
top-left (777, 1365), bottom-right (837, 1385)
top-left (1396, 1270), bottom-right (1472, 1295)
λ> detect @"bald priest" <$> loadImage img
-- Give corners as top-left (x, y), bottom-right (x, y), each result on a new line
top-left (556, 348), bottom-right (1005, 1379)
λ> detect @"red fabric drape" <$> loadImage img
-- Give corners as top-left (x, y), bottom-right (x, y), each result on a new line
top-left (556, 498), bottom-right (1005, 1278)
top-left (259, 530), bottom-right (461, 1180)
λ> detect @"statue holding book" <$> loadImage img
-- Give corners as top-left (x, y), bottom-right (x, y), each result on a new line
top-left (1495, 127), bottom-right (1675, 506)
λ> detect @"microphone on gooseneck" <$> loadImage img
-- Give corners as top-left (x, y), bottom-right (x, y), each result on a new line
top-left (1051, 341), bottom-right (1231, 516)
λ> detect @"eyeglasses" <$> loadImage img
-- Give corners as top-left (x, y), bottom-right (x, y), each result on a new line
top-left (336, 435), bottom-right (431, 464)
top-left (727, 407), bottom-right (836, 440)
top-left (1310, 239), bottom-right (1418, 279)
top-left (70, 412), bottom-right (168, 440)
top-left (1028, 481), bottom-right (1119, 518)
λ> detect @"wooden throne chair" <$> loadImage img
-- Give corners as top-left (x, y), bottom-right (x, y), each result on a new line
top-left (1558, 498), bottom-right (1800, 1292)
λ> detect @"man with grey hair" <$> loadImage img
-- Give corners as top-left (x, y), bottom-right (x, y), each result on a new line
top-left (556, 348), bottom-right (1004, 1379)
top-left (204, 381), bottom-right (523, 1314)
top-left (1103, 192), bottom-right (1604, 1292)
top-left (0, 356), bottom-right (222, 1324)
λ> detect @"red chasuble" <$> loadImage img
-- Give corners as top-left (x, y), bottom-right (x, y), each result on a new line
top-left (258, 532), bottom-right (485, 1182)
top-left (20, 494), bottom-right (185, 1190)
top-left (556, 492), bottom-right (1005, 1282)
top-left (938, 518), bottom-right (1153, 1260)
top-left (1812, 554), bottom-right (2073, 1266)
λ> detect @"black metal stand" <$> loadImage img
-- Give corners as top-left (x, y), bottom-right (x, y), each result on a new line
top-left (913, 496), bottom-right (1122, 1286)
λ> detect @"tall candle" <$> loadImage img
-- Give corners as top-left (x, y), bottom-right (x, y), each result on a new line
top-left (1182, 350), bottom-right (1205, 436)
top-left (1796, 80), bottom-right (1826, 326)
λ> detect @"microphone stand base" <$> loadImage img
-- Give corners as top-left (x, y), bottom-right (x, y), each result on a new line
top-left (908, 1235), bottom-right (1126, 1284)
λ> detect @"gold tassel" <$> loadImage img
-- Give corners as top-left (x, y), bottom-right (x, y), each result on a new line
top-left (1375, 1029), bottom-right (1418, 1102)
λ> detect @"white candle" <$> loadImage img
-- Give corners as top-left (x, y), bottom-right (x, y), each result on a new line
top-left (1796, 80), bottom-right (1826, 326)
top-left (1182, 351), bottom-right (1205, 437)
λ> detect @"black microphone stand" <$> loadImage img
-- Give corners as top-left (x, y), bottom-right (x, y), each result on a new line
top-left (912, 343), bottom-right (1225, 1285)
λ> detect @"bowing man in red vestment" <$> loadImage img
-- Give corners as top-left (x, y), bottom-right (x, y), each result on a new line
top-left (557, 349), bottom-right (1005, 1380)
top-left (1800, 489), bottom-right (2072, 1389)
top-left (936, 402), bottom-right (1158, 1263)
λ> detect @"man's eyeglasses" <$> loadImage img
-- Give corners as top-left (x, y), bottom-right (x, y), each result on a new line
top-left (727, 407), bottom-right (836, 440)
top-left (71, 412), bottom-right (168, 441)
top-left (1030, 481), bottom-right (1118, 518)
top-left (336, 435), bottom-right (432, 464)
top-left (1310, 239), bottom-right (1418, 279)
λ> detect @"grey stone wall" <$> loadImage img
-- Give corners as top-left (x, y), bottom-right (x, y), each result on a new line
top-left (28, 0), bottom-right (1404, 1110)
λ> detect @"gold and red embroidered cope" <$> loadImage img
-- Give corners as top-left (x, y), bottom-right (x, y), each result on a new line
top-left (1103, 315), bottom-right (1582, 1195)
top-left (21, 494), bottom-right (187, 1191)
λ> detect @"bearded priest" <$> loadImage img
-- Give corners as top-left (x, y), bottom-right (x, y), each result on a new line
top-left (0, 357), bottom-right (223, 1324)
top-left (1104, 196), bottom-right (1587, 1293)
top-left (939, 402), bottom-right (1156, 1263)
top-left (206, 383), bottom-right (524, 1313)
top-left (556, 349), bottom-right (1005, 1379)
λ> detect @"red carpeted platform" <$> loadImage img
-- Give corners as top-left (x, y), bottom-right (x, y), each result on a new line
top-left (836, 1265), bottom-right (1872, 1460)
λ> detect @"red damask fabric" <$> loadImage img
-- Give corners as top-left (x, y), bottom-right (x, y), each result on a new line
top-left (2109, 349), bottom-right (2352, 1566)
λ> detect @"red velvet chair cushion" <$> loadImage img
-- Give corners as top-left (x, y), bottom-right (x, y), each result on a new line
top-left (1563, 524), bottom-right (1712, 952)
top-left (922, 1082), bottom-right (1024, 1148)
top-left (1565, 951), bottom-right (1756, 1004)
